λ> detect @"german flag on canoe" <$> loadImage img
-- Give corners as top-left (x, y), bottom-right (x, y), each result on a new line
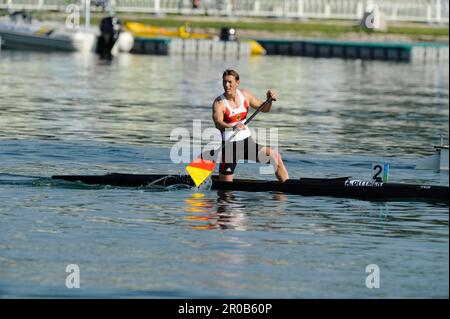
top-left (186, 158), bottom-right (216, 187)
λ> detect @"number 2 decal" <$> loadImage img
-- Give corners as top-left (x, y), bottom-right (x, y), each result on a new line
top-left (372, 164), bottom-right (382, 181)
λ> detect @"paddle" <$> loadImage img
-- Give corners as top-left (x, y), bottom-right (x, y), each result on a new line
top-left (186, 97), bottom-right (273, 187)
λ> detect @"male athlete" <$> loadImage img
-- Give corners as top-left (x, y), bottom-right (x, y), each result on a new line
top-left (212, 69), bottom-right (289, 182)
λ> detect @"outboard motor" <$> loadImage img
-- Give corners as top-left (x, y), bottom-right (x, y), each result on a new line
top-left (96, 15), bottom-right (121, 60)
top-left (10, 10), bottom-right (32, 23)
top-left (219, 27), bottom-right (237, 41)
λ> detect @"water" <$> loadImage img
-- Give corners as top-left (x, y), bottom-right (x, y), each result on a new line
top-left (0, 51), bottom-right (448, 298)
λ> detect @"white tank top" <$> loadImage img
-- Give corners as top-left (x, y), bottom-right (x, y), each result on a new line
top-left (221, 89), bottom-right (252, 142)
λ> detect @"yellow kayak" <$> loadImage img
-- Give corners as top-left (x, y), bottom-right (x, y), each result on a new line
top-left (125, 22), bottom-right (211, 39)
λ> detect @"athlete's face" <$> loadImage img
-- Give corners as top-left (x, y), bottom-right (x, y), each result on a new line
top-left (223, 75), bottom-right (239, 96)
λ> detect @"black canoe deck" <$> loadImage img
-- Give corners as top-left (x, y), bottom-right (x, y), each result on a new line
top-left (51, 173), bottom-right (449, 202)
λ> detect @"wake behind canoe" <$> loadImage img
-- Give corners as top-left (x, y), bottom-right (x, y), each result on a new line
top-left (51, 173), bottom-right (449, 203)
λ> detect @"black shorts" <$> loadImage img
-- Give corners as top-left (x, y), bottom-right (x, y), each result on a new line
top-left (219, 137), bottom-right (264, 175)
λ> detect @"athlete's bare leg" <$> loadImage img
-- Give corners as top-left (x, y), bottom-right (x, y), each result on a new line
top-left (219, 174), bottom-right (234, 182)
top-left (259, 147), bottom-right (289, 182)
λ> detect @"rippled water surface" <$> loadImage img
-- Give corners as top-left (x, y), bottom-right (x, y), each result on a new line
top-left (0, 51), bottom-right (448, 298)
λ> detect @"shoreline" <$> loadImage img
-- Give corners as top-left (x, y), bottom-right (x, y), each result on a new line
top-left (10, 10), bottom-right (450, 44)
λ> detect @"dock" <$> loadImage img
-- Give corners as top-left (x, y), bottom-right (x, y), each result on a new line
top-left (132, 37), bottom-right (254, 57)
top-left (132, 37), bottom-right (448, 63)
top-left (257, 39), bottom-right (448, 62)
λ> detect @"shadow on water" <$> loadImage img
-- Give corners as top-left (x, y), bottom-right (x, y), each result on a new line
top-left (0, 173), bottom-right (107, 190)
top-left (0, 281), bottom-right (227, 298)
top-left (181, 188), bottom-right (293, 231)
top-left (0, 173), bottom-right (194, 192)
top-left (180, 188), bottom-right (449, 240)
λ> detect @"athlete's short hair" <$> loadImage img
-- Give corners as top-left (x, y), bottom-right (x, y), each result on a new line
top-left (222, 69), bottom-right (240, 81)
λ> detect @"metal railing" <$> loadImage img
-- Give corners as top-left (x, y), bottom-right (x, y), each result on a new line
top-left (1, 0), bottom-right (448, 23)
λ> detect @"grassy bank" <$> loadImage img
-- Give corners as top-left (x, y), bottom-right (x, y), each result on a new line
top-left (117, 16), bottom-right (449, 38)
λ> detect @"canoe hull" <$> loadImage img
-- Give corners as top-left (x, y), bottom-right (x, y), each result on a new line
top-left (51, 173), bottom-right (449, 202)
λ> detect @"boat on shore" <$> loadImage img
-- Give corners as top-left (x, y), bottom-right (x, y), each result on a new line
top-left (52, 173), bottom-right (449, 203)
top-left (0, 10), bottom-right (134, 55)
top-left (0, 11), bottom-right (96, 52)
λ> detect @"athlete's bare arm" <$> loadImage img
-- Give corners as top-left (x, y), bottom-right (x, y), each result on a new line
top-left (241, 89), bottom-right (276, 113)
top-left (212, 98), bottom-right (233, 131)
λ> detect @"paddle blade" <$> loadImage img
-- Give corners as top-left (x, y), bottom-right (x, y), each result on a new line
top-left (186, 158), bottom-right (216, 187)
